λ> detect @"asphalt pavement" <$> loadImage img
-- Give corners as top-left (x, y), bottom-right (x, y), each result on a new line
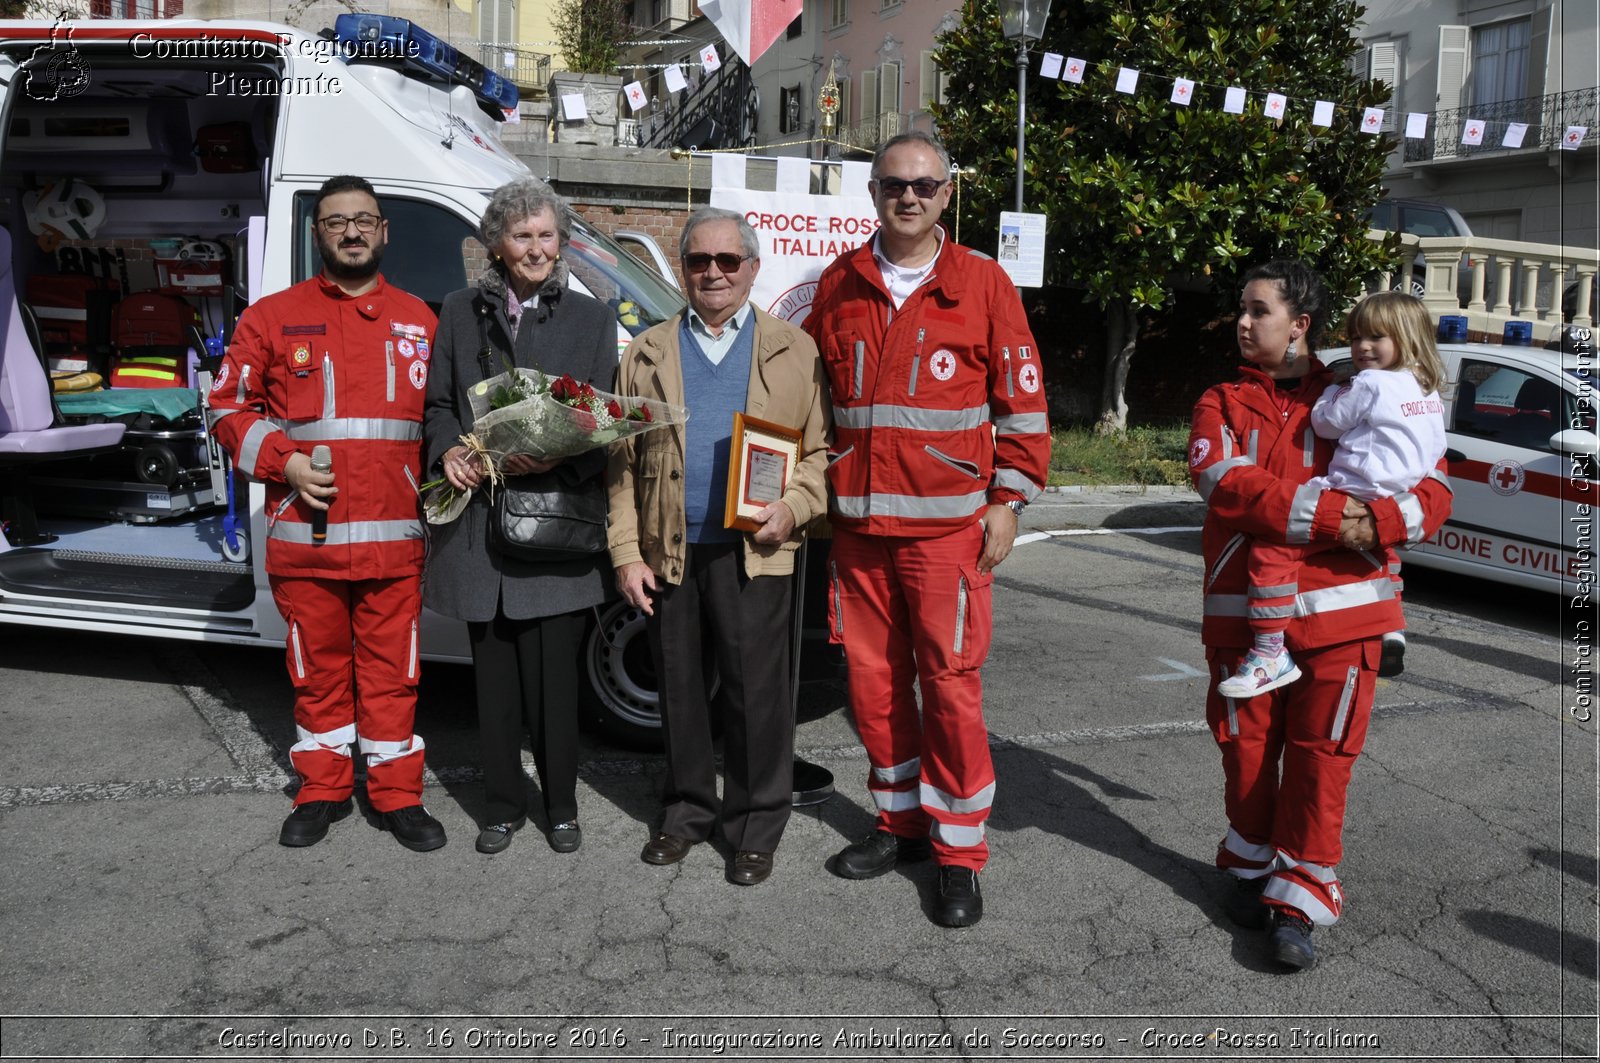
top-left (2, 484), bottom-right (1595, 1061)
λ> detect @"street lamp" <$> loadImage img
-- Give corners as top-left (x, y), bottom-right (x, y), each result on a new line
top-left (1000, 0), bottom-right (1052, 212)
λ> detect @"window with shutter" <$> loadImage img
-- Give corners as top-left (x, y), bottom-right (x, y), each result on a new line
top-left (919, 51), bottom-right (938, 112)
top-left (1367, 40), bottom-right (1399, 134)
top-left (861, 69), bottom-right (878, 124)
top-left (1436, 25), bottom-right (1471, 114)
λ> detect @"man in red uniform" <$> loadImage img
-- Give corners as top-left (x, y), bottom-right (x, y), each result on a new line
top-left (210, 175), bottom-right (444, 851)
top-left (805, 132), bottom-right (1051, 927)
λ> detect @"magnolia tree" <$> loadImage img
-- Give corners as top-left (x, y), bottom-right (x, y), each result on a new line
top-left (934, 0), bottom-right (1399, 431)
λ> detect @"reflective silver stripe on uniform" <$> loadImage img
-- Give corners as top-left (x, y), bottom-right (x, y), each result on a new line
top-left (235, 363), bottom-right (250, 405)
top-left (921, 780), bottom-right (994, 815)
top-left (1329, 665), bottom-right (1359, 741)
top-left (872, 756), bottom-right (920, 784)
top-left (829, 559), bottom-right (843, 637)
top-left (1002, 346), bottom-right (1014, 397)
top-left (1285, 482), bottom-right (1322, 544)
top-left (1205, 531), bottom-right (1247, 592)
top-left (1220, 666), bottom-right (1240, 735)
top-left (1222, 826), bottom-right (1272, 865)
top-left (406, 618), bottom-right (418, 681)
top-left (1263, 877), bottom-right (1340, 927)
top-left (1425, 468), bottom-right (1453, 491)
top-left (360, 734), bottom-right (424, 765)
top-left (1249, 582), bottom-right (1298, 598)
top-left (385, 341), bottom-right (396, 402)
top-left (833, 489), bottom-right (989, 520)
top-left (1220, 429), bottom-right (1234, 460)
top-left (832, 403), bottom-right (990, 432)
top-left (1300, 577), bottom-right (1395, 614)
top-left (994, 412), bottom-right (1049, 435)
top-left (290, 721), bottom-right (355, 757)
top-left (322, 353), bottom-right (336, 418)
top-left (1203, 593), bottom-right (1248, 617)
top-left (268, 518), bottom-right (424, 545)
top-left (1302, 427), bottom-right (1315, 467)
top-left (1277, 850), bottom-right (1339, 883)
top-left (1248, 603), bottom-right (1298, 620)
top-left (237, 419), bottom-right (281, 477)
top-left (1395, 491), bottom-right (1426, 544)
top-left (993, 467), bottom-right (1043, 502)
top-left (1246, 429), bottom-right (1259, 463)
top-left (953, 573), bottom-right (968, 656)
top-left (852, 340), bottom-right (864, 399)
top-left (208, 406), bottom-right (238, 432)
top-left (289, 622), bottom-right (306, 679)
top-left (872, 788), bottom-right (922, 812)
top-left (930, 821), bottom-right (986, 848)
top-left (1197, 455), bottom-right (1253, 501)
top-left (267, 417), bottom-right (422, 442)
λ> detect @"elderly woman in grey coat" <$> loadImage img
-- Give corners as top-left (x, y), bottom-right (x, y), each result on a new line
top-left (423, 178), bottom-right (617, 855)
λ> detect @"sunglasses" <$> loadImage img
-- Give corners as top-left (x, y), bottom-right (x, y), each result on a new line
top-left (874, 176), bottom-right (948, 200)
top-left (683, 252), bottom-right (749, 274)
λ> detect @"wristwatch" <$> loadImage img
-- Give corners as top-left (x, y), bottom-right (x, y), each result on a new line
top-left (1004, 500), bottom-right (1026, 517)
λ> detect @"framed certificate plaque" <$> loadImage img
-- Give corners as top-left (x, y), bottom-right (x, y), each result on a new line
top-left (724, 412), bottom-right (802, 532)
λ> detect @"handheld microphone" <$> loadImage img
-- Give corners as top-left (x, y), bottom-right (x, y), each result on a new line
top-left (309, 444), bottom-right (333, 544)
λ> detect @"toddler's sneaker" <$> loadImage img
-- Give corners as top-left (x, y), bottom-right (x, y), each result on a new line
top-left (1379, 631), bottom-right (1406, 677)
top-left (1217, 649), bottom-right (1302, 698)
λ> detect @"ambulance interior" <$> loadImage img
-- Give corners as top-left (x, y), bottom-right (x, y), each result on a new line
top-left (0, 55), bottom-right (280, 617)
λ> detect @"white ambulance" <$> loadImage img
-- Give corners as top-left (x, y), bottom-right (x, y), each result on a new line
top-left (1322, 328), bottom-right (1597, 597)
top-left (0, 14), bottom-right (694, 745)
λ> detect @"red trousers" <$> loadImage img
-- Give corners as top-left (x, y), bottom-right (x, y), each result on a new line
top-left (1245, 539), bottom-right (1337, 635)
top-left (269, 574), bottom-right (425, 812)
top-left (1207, 637), bottom-right (1381, 925)
top-left (829, 523), bottom-right (995, 870)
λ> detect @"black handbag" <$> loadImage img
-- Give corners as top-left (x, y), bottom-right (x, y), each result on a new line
top-left (493, 469), bottom-right (608, 562)
top-left (473, 298), bottom-right (607, 563)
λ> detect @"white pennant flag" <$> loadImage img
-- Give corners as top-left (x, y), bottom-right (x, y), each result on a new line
top-left (1264, 93), bottom-right (1287, 119)
top-left (1223, 86), bottom-right (1246, 114)
top-left (1460, 119), bottom-right (1484, 145)
top-left (1405, 112), bottom-right (1428, 138)
top-left (700, 0), bottom-right (803, 66)
top-left (663, 64), bottom-right (688, 93)
top-left (1312, 100), bottom-right (1335, 126)
top-left (1170, 78), bottom-right (1194, 106)
top-left (1563, 125), bottom-right (1588, 150)
top-left (623, 81), bottom-right (647, 112)
top-left (1360, 107), bottom-right (1385, 134)
top-left (1040, 52), bottom-right (1063, 79)
top-left (1115, 67), bottom-right (1139, 94)
top-left (700, 44), bottom-right (722, 72)
top-left (1503, 122), bottom-right (1528, 148)
top-left (1062, 57), bottom-right (1086, 84)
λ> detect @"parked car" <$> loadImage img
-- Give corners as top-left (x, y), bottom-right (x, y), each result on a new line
top-left (1319, 326), bottom-right (1596, 596)
top-left (1366, 197), bottom-right (1476, 306)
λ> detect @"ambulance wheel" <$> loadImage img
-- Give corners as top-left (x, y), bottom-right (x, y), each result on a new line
top-left (134, 444), bottom-right (180, 488)
top-left (582, 599), bottom-right (718, 749)
top-left (221, 531), bottom-right (249, 564)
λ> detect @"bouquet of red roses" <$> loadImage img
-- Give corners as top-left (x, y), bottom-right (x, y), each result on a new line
top-left (422, 367), bottom-right (686, 524)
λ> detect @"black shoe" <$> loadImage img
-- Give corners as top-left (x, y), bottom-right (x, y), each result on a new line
top-left (934, 865), bottom-right (983, 928)
top-left (1379, 632), bottom-right (1406, 677)
top-left (1270, 908), bottom-right (1317, 971)
top-left (830, 829), bottom-right (932, 880)
top-left (382, 804), bottom-right (446, 852)
top-left (728, 850), bottom-right (774, 886)
top-left (475, 819), bottom-right (522, 855)
top-left (641, 832), bottom-right (695, 865)
top-left (548, 820), bottom-right (582, 853)
top-left (1224, 875), bottom-right (1271, 929)
top-left (278, 799), bottom-right (351, 847)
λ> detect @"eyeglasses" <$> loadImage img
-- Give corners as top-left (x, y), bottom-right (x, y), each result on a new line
top-left (316, 213), bottom-right (383, 234)
top-left (873, 176), bottom-right (948, 200)
top-left (683, 252), bottom-right (749, 274)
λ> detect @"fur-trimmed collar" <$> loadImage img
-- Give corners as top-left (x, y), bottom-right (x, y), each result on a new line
top-left (478, 259), bottom-right (569, 307)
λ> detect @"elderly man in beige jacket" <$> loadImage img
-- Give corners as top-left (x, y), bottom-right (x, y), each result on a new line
top-left (607, 206), bottom-right (830, 886)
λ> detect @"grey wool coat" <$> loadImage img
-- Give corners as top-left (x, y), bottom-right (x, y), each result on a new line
top-left (421, 262), bottom-right (619, 622)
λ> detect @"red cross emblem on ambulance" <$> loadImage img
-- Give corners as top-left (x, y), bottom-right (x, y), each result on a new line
top-left (1489, 459), bottom-right (1524, 496)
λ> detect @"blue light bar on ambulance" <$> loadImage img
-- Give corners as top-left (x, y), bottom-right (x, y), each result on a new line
top-left (332, 14), bottom-right (519, 115)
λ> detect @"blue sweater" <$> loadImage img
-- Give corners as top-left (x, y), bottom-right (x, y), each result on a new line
top-left (679, 318), bottom-right (754, 544)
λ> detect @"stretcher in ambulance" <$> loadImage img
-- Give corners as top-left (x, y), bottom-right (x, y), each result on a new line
top-left (0, 15), bottom-right (699, 745)
top-left (1321, 328), bottom-right (1597, 596)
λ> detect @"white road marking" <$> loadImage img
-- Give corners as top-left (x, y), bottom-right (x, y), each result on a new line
top-left (1017, 526), bottom-right (1203, 546)
top-left (1139, 658), bottom-right (1208, 681)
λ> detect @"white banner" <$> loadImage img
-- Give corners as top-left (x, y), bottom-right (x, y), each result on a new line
top-left (711, 177), bottom-right (878, 328)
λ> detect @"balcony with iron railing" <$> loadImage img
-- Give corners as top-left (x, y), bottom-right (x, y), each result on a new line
top-left (476, 43), bottom-right (552, 97)
top-left (1404, 86), bottom-right (1599, 163)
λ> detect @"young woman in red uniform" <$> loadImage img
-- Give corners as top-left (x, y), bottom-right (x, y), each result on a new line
top-left (1187, 260), bottom-right (1452, 970)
